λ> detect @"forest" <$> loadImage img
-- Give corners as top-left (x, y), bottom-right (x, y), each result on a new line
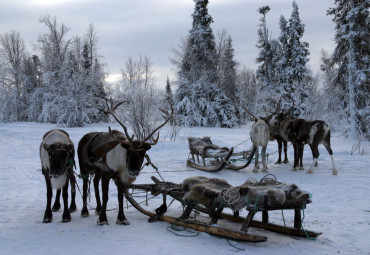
top-left (0, 0), bottom-right (368, 141)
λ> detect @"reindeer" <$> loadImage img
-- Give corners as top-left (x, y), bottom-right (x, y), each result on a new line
top-left (280, 118), bottom-right (338, 175)
top-left (250, 119), bottom-right (270, 173)
top-left (263, 104), bottom-right (290, 164)
top-left (78, 99), bottom-right (172, 225)
top-left (40, 129), bottom-right (76, 223)
top-left (241, 105), bottom-right (270, 173)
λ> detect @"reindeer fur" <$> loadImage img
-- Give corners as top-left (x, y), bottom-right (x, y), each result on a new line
top-left (180, 176), bottom-right (309, 225)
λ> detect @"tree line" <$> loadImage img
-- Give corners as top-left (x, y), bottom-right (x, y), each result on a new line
top-left (0, 0), bottom-right (368, 141)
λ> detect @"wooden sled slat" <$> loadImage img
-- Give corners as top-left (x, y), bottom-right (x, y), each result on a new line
top-left (219, 213), bottom-right (322, 238)
top-left (125, 190), bottom-right (267, 243)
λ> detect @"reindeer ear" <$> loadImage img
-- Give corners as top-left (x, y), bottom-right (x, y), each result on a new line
top-left (43, 144), bottom-right (50, 151)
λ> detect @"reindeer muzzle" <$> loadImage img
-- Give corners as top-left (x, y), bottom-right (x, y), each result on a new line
top-left (128, 169), bottom-right (141, 177)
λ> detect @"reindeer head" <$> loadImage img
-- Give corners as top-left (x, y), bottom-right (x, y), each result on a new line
top-left (43, 142), bottom-right (74, 178)
top-left (105, 98), bottom-right (173, 177)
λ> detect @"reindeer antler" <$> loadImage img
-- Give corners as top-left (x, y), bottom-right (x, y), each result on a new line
top-left (240, 105), bottom-right (258, 121)
top-left (143, 101), bottom-right (174, 144)
top-left (104, 98), bottom-right (134, 143)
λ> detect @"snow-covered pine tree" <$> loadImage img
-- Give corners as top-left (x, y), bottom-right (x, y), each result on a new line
top-left (175, 0), bottom-right (237, 127)
top-left (279, 1), bottom-right (310, 116)
top-left (21, 55), bottom-right (42, 121)
top-left (255, 6), bottom-right (281, 115)
top-left (217, 30), bottom-right (237, 104)
top-left (328, 0), bottom-right (370, 140)
top-left (319, 50), bottom-right (348, 132)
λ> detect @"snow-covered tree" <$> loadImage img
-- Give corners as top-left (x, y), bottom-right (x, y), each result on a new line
top-left (33, 15), bottom-right (106, 127)
top-left (279, 1), bottom-right (310, 116)
top-left (0, 30), bottom-right (25, 121)
top-left (175, 0), bottom-right (237, 127)
top-left (236, 66), bottom-right (257, 122)
top-left (328, 0), bottom-right (370, 140)
top-left (113, 56), bottom-right (162, 140)
top-left (255, 6), bottom-right (281, 114)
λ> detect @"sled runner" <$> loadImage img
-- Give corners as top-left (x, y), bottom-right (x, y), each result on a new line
top-left (126, 175), bottom-right (321, 243)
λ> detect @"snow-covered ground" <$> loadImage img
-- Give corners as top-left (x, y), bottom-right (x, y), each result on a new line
top-left (0, 122), bottom-right (369, 255)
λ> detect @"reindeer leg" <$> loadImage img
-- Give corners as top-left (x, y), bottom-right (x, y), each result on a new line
top-left (307, 143), bottom-right (319, 174)
top-left (52, 189), bottom-right (61, 211)
top-left (275, 139), bottom-right (282, 164)
top-left (62, 179), bottom-right (71, 222)
top-left (81, 173), bottom-right (89, 217)
top-left (308, 144), bottom-right (318, 167)
top-left (97, 176), bottom-right (110, 225)
top-left (323, 138), bottom-right (338, 175)
top-left (292, 143), bottom-right (299, 171)
top-left (116, 181), bottom-right (129, 225)
top-left (69, 173), bottom-right (77, 212)
top-left (94, 175), bottom-right (102, 214)
top-left (43, 176), bottom-right (53, 223)
top-left (299, 145), bottom-right (305, 170)
top-left (283, 140), bottom-right (289, 163)
top-left (253, 146), bottom-right (259, 173)
top-left (261, 146), bottom-right (268, 173)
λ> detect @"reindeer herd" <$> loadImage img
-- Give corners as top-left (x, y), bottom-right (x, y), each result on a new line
top-left (39, 100), bottom-right (337, 224)
top-left (249, 106), bottom-right (338, 175)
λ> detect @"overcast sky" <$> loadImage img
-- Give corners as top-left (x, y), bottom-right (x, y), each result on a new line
top-left (0, 0), bottom-right (336, 87)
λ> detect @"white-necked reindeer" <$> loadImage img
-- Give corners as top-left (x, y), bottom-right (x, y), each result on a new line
top-left (78, 99), bottom-right (173, 225)
top-left (250, 119), bottom-right (270, 173)
top-left (242, 106), bottom-right (270, 173)
top-left (40, 129), bottom-right (76, 223)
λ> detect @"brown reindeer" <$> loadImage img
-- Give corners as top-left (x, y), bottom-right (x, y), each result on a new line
top-left (78, 99), bottom-right (172, 225)
top-left (280, 118), bottom-right (338, 175)
top-left (40, 129), bottom-right (76, 223)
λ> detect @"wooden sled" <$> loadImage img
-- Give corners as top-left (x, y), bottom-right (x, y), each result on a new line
top-left (126, 176), bottom-right (321, 243)
top-left (186, 145), bottom-right (257, 172)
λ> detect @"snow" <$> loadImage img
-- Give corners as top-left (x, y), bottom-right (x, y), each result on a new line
top-left (0, 122), bottom-right (369, 255)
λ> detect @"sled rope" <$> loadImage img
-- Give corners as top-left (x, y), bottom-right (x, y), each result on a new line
top-left (166, 225), bottom-right (199, 237)
top-left (301, 204), bottom-right (316, 241)
top-left (222, 187), bottom-right (241, 206)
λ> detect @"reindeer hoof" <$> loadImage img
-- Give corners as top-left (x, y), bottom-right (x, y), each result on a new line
top-left (262, 169), bottom-right (268, 173)
top-left (97, 219), bottom-right (109, 225)
top-left (291, 168), bottom-right (298, 171)
top-left (81, 209), bottom-right (89, 217)
top-left (275, 160), bottom-right (282, 164)
top-left (299, 167), bottom-right (305, 170)
top-left (307, 169), bottom-right (314, 174)
top-left (62, 217), bottom-right (71, 223)
top-left (116, 219), bottom-right (130, 225)
top-left (332, 169), bottom-right (338, 175)
top-left (43, 218), bottom-right (52, 223)
top-left (69, 205), bottom-right (77, 213)
top-left (283, 159), bottom-right (289, 163)
top-left (52, 205), bottom-right (61, 212)
top-left (253, 168), bottom-right (258, 173)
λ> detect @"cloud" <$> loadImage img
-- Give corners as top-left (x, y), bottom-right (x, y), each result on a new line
top-left (0, 0), bottom-right (336, 87)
